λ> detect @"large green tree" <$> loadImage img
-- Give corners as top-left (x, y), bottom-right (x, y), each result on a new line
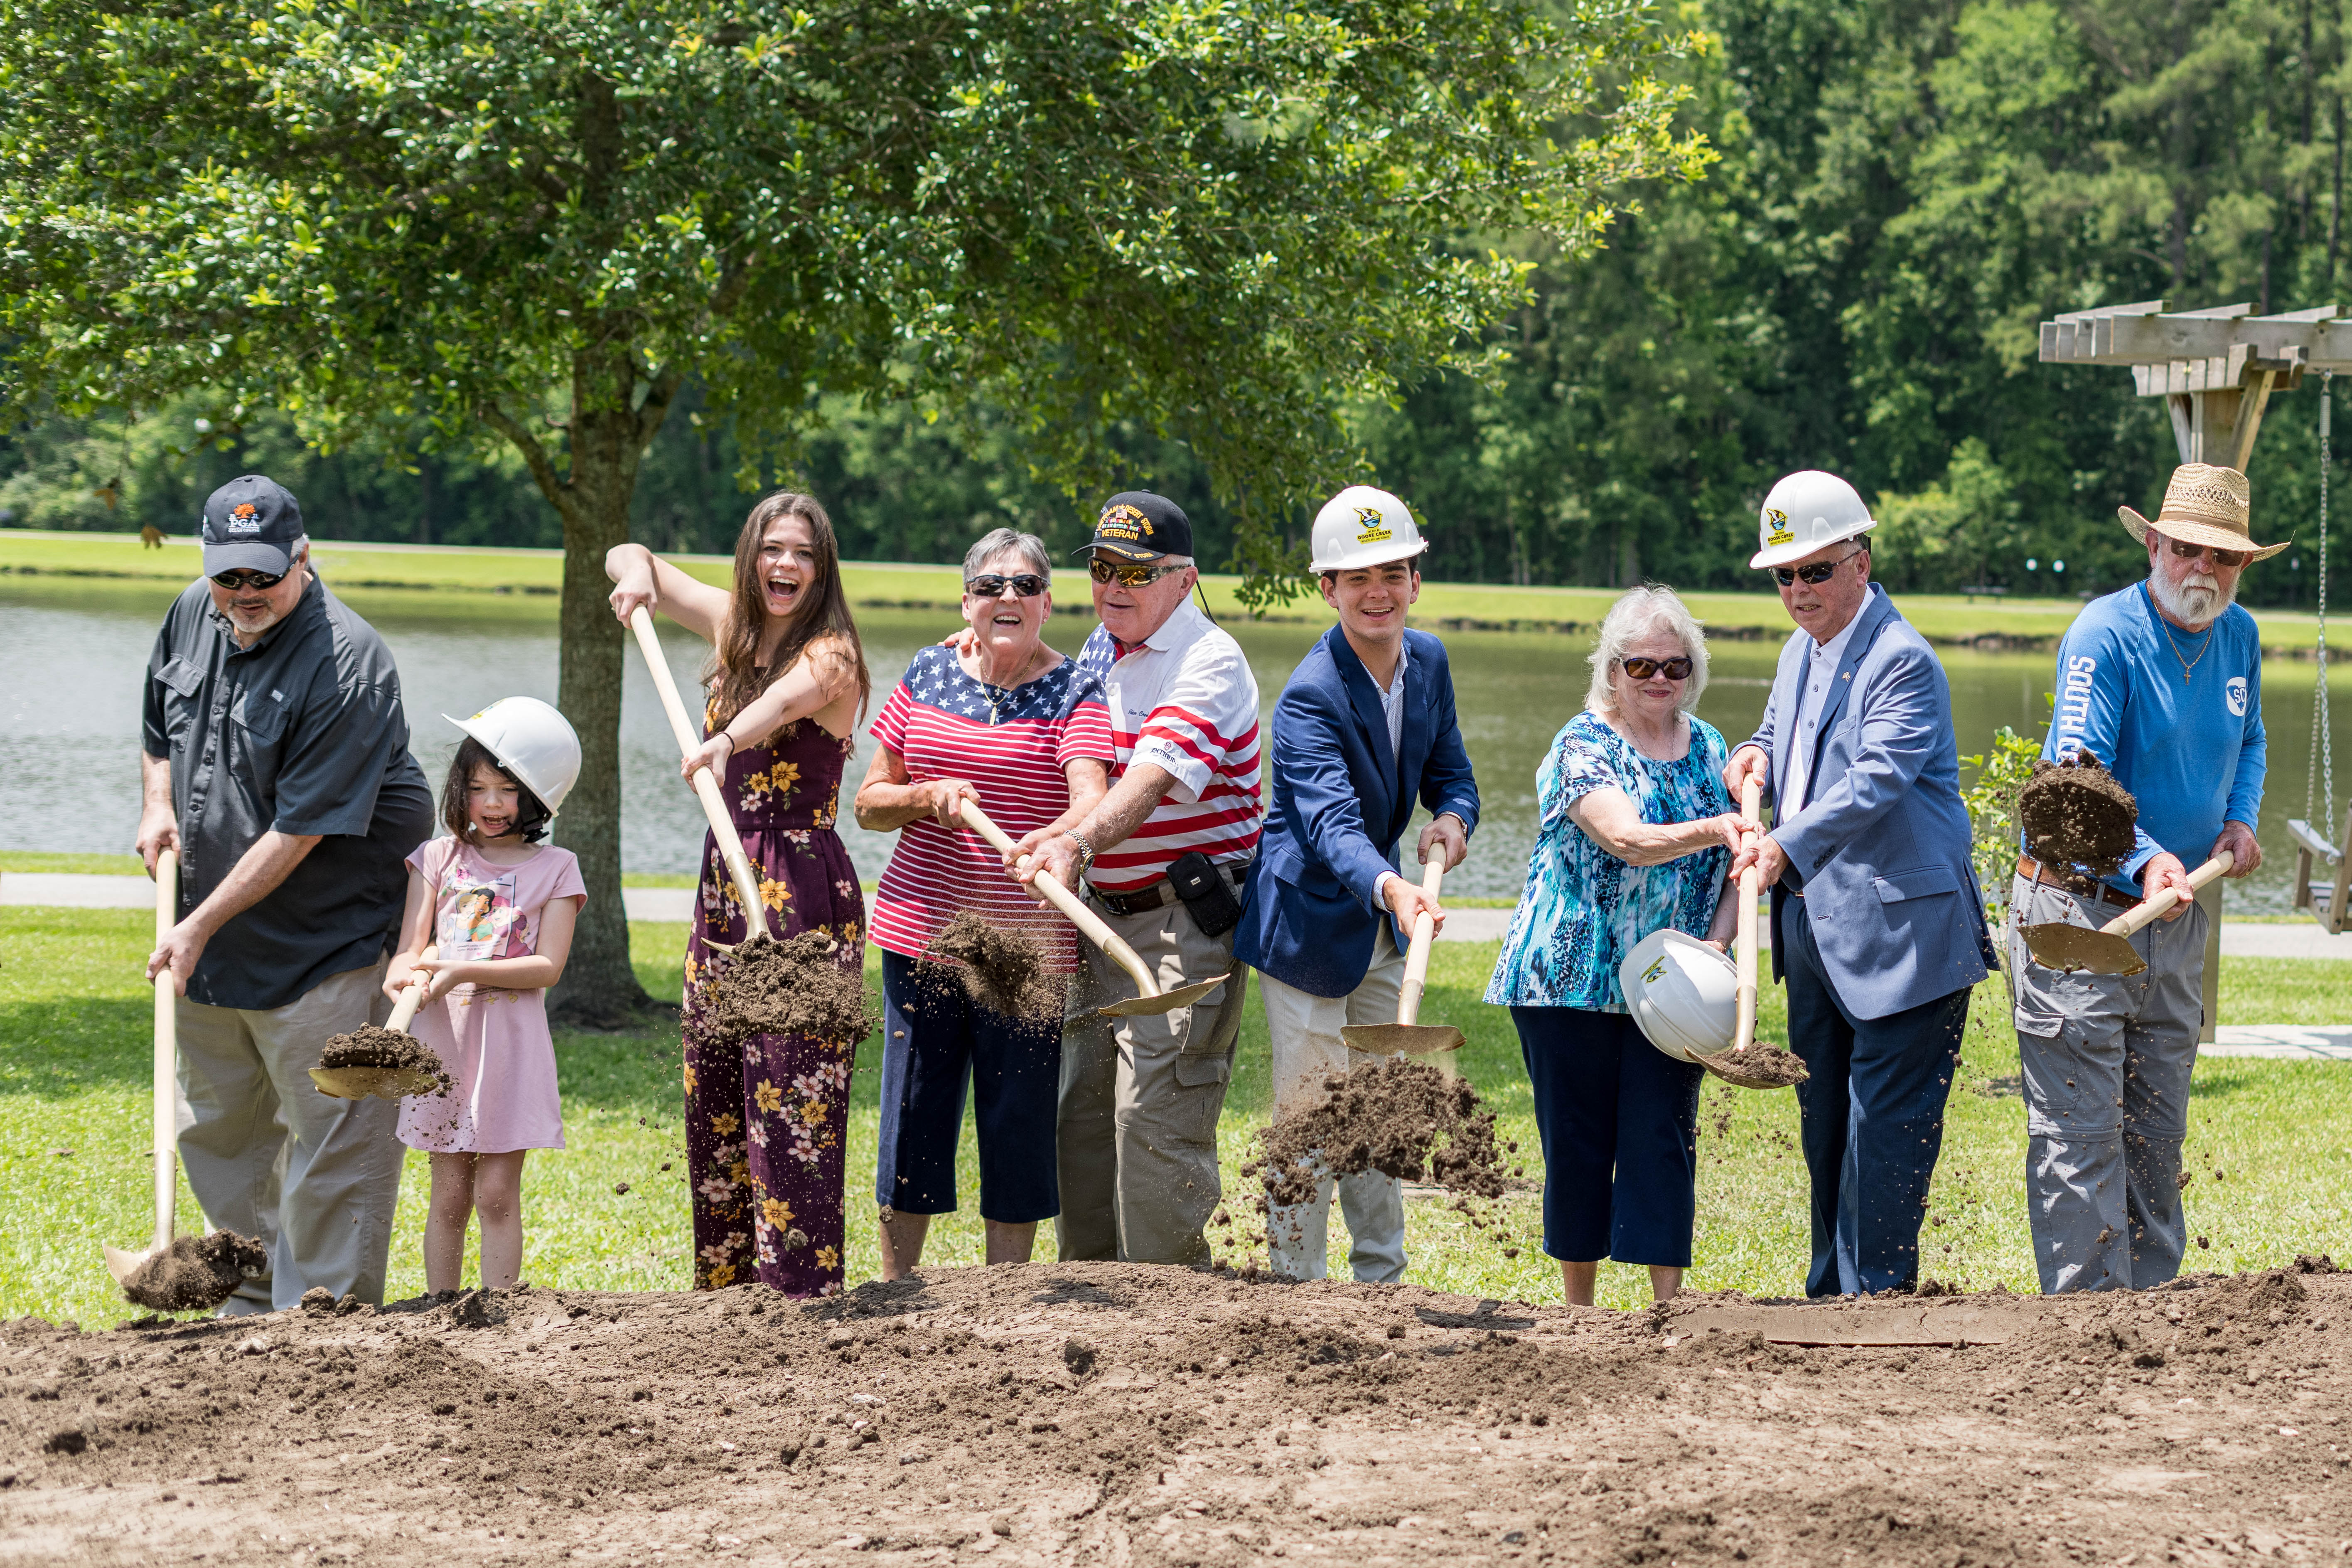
top-left (2, 0), bottom-right (1706, 1021)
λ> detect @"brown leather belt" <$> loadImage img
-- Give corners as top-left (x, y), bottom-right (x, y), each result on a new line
top-left (2016, 855), bottom-right (2137, 912)
top-left (1088, 862), bottom-right (1247, 918)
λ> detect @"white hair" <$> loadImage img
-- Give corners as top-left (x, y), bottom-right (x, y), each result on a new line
top-left (963, 527), bottom-right (1052, 582)
top-left (1585, 585), bottom-right (1710, 720)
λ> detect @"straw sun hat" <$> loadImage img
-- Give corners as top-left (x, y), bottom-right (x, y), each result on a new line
top-left (2116, 462), bottom-right (2290, 562)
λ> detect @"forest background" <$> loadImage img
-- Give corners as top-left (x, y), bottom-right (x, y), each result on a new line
top-left (6, 0), bottom-right (2347, 609)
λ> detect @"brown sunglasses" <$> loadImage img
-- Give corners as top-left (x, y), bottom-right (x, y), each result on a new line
top-left (2168, 538), bottom-right (2247, 570)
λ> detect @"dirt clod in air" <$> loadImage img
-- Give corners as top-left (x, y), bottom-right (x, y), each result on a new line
top-left (320, 1024), bottom-right (453, 1094)
top-left (701, 932), bottom-right (876, 1045)
top-left (1254, 1057), bottom-right (1509, 1210)
top-left (918, 911), bottom-right (1061, 1020)
top-left (118, 1230), bottom-right (268, 1313)
top-left (2019, 754), bottom-right (2139, 875)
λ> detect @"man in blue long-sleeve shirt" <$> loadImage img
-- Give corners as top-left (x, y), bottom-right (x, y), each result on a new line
top-left (2009, 462), bottom-right (2280, 1292)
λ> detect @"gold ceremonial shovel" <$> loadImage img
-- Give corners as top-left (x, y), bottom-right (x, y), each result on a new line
top-left (103, 850), bottom-right (187, 1290)
top-left (2019, 851), bottom-right (2234, 976)
top-left (1340, 857), bottom-right (1464, 1056)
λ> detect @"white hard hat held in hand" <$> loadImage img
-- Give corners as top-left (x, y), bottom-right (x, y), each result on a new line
top-left (1310, 484), bottom-right (1430, 573)
top-left (1750, 469), bottom-right (1876, 570)
top-left (1618, 929), bottom-right (1739, 1063)
top-left (445, 697), bottom-right (583, 816)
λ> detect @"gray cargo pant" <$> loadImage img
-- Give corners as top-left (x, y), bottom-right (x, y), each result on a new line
top-left (1057, 893), bottom-right (1248, 1267)
top-left (175, 961), bottom-right (406, 1313)
top-left (2007, 875), bottom-right (2207, 1294)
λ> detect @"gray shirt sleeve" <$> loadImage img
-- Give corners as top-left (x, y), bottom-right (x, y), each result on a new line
top-left (270, 669), bottom-right (407, 837)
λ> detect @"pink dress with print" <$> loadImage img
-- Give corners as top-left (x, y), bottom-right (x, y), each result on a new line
top-left (396, 836), bottom-right (586, 1153)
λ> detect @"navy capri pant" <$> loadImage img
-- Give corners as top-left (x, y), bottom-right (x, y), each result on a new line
top-left (1510, 1005), bottom-right (1704, 1267)
top-left (875, 949), bottom-right (1061, 1224)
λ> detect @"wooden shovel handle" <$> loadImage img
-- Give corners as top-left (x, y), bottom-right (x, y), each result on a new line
top-left (386, 944), bottom-right (439, 1035)
top-left (1733, 776), bottom-right (1762, 1054)
top-left (956, 801), bottom-right (1160, 1000)
top-left (2106, 852), bottom-right (2234, 938)
top-left (151, 849), bottom-right (179, 1253)
top-left (1397, 856), bottom-right (1445, 1028)
top-left (629, 606), bottom-right (772, 940)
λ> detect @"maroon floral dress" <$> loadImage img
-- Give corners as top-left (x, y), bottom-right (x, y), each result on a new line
top-left (681, 712), bottom-right (865, 1296)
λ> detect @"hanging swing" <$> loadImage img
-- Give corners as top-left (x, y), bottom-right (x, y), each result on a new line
top-left (2288, 371), bottom-right (2350, 932)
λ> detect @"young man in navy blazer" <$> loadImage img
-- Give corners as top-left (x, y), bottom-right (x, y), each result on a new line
top-left (1233, 486), bottom-right (1480, 1282)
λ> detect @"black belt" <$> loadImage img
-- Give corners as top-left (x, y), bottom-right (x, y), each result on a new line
top-left (2017, 855), bottom-right (2137, 912)
top-left (1088, 862), bottom-right (1247, 918)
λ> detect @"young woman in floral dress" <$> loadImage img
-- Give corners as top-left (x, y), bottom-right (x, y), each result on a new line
top-left (605, 493), bottom-right (870, 1295)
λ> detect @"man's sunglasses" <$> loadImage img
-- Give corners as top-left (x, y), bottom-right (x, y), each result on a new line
top-left (210, 568), bottom-right (288, 592)
top-left (1770, 550), bottom-right (1863, 588)
top-left (1089, 558), bottom-right (1180, 587)
top-left (966, 573), bottom-right (1048, 599)
top-left (2169, 538), bottom-right (2247, 570)
top-left (1620, 656), bottom-right (1695, 681)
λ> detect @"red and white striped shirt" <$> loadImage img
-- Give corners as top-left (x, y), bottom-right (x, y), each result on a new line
top-left (868, 646), bottom-right (1114, 972)
top-left (1072, 600), bottom-right (1264, 893)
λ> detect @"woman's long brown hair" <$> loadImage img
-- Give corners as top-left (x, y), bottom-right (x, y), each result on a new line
top-left (704, 491), bottom-right (871, 736)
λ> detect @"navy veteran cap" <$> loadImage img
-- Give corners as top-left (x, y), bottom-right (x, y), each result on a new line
top-left (1078, 491), bottom-right (1192, 563)
top-left (200, 475), bottom-right (305, 577)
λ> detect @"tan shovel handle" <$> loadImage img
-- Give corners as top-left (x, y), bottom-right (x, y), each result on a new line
top-left (386, 944), bottom-right (439, 1034)
top-left (2106, 852), bottom-right (2234, 939)
top-left (1733, 775), bottom-right (1762, 1054)
top-left (1397, 855), bottom-right (1445, 1028)
top-left (956, 801), bottom-right (1160, 1000)
top-left (150, 849), bottom-right (179, 1255)
top-left (629, 606), bottom-right (772, 940)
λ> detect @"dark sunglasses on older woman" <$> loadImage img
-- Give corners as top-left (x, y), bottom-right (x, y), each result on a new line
top-left (966, 573), bottom-right (1048, 599)
top-left (1620, 656), bottom-right (1695, 681)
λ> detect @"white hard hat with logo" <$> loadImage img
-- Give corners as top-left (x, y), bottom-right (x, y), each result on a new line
top-left (1310, 484), bottom-right (1429, 573)
top-left (445, 696), bottom-right (582, 816)
top-left (1618, 929), bottom-right (1739, 1063)
top-left (1750, 469), bottom-right (1877, 570)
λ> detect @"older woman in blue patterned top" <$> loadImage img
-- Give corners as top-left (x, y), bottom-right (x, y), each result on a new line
top-left (1487, 586), bottom-right (1747, 1307)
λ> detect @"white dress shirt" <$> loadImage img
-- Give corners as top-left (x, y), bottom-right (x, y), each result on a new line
top-left (1372, 646), bottom-right (1411, 908)
top-left (1781, 610), bottom-right (1863, 821)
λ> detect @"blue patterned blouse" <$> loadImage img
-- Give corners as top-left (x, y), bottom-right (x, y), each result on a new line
top-left (1484, 710), bottom-right (1733, 1013)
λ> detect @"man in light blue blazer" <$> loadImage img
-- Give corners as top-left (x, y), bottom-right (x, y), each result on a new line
top-left (1234, 485), bottom-right (1480, 1283)
top-left (1724, 470), bottom-right (1994, 1298)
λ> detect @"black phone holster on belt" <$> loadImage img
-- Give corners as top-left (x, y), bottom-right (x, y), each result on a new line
top-left (1165, 850), bottom-right (1244, 937)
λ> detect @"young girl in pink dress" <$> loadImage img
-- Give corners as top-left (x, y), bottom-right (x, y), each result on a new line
top-left (385, 697), bottom-right (586, 1294)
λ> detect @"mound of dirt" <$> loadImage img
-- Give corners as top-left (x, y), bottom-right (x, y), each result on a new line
top-left (118, 1231), bottom-right (267, 1314)
top-left (2020, 754), bottom-right (2139, 875)
top-left (10, 1262), bottom-right (2352, 1565)
top-left (318, 1023), bottom-right (450, 1094)
top-left (1254, 1057), bottom-right (1510, 1209)
top-left (700, 931), bottom-right (876, 1046)
top-left (918, 910), bottom-right (1061, 1020)
top-left (1705, 1045), bottom-right (1810, 1088)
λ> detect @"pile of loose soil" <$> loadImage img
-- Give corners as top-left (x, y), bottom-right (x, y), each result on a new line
top-left (699, 932), bottom-right (877, 1046)
top-left (117, 1231), bottom-right (268, 1314)
top-left (917, 910), bottom-right (1061, 1020)
top-left (318, 1024), bottom-right (452, 1094)
top-left (1703, 1045), bottom-right (1810, 1088)
top-left (1253, 1057), bottom-right (1511, 1209)
top-left (11, 1258), bottom-right (2352, 1565)
top-left (2020, 753), bottom-right (2139, 875)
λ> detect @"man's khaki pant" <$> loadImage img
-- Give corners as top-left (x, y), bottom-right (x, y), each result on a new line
top-left (1258, 922), bottom-right (1408, 1284)
top-left (175, 961), bottom-right (406, 1312)
top-left (1057, 895), bottom-right (1248, 1266)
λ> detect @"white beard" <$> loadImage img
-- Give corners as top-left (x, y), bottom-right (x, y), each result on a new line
top-left (2148, 566), bottom-right (2232, 627)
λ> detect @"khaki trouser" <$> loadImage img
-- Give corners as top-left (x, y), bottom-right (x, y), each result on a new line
top-left (1057, 894), bottom-right (1248, 1266)
top-left (1258, 922), bottom-right (1408, 1284)
top-left (175, 960), bottom-right (406, 1312)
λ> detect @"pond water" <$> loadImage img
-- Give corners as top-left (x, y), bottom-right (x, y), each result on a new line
top-left (3, 578), bottom-right (2341, 914)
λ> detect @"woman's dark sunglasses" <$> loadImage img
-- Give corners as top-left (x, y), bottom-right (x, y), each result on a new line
top-left (1620, 656), bottom-right (1695, 681)
top-left (2168, 538), bottom-right (2247, 570)
top-left (966, 573), bottom-right (1049, 599)
top-left (1089, 558), bottom-right (1179, 587)
top-left (1771, 558), bottom-right (1850, 587)
top-left (210, 568), bottom-right (288, 591)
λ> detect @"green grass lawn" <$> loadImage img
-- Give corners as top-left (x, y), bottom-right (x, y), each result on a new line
top-left (5, 527), bottom-right (2329, 651)
top-left (0, 851), bottom-right (149, 875)
top-left (4, 906), bottom-right (2347, 1327)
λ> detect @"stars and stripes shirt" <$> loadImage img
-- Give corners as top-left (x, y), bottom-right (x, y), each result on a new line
top-left (1072, 600), bottom-right (1264, 894)
top-left (868, 645), bottom-right (1114, 973)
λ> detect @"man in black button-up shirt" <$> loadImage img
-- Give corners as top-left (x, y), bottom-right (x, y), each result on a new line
top-left (137, 474), bottom-right (433, 1313)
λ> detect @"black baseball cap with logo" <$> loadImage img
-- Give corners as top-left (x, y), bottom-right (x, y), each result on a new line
top-left (1076, 491), bottom-right (1193, 563)
top-left (200, 475), bottom-right (306, 577)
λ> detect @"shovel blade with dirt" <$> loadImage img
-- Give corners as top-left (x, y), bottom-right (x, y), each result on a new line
top-left (1341, 856), bottom-right (1464, 1056)
top-left (2020, 851), bottom-right (2234, 976)
top-left (310, 944), bottom-right (443, 1101)
top-left (1697, 776), bottom-right (1809, 1091)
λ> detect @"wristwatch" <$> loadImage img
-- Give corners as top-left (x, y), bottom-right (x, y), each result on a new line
top-left (1064, 827), bottom-right (1098, 873)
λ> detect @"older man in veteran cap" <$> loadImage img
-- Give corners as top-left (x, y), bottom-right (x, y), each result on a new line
top-left (2010, 462), bottom-right (2276, 1293)
top-left (137, 475), bottom-right (434, 1312)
